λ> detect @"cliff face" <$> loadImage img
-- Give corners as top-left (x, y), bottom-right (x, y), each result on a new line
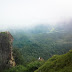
top-left (0, 32), bottom-right (15, 70)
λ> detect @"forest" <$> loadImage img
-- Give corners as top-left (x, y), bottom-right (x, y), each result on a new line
top-left (1, 22), bottom-right (72, 72)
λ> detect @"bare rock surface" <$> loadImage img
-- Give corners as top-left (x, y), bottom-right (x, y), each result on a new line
top-left (0, 31), bottom-right (15, 70)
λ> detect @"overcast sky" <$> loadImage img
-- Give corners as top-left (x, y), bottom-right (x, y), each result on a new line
top-left (0, 0), bottom-right (72, 29)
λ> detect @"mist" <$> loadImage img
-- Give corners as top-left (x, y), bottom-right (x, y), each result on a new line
top-left (0, 0), bottom-right (72, 30)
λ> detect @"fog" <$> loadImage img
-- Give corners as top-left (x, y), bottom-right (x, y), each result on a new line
top-left (0, 0), bottom-right (72, 29)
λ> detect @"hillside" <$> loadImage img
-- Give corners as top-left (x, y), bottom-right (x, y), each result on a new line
top-left (35, 50), bottom-right (72, 72)
top-left (0, 21), bottom-right (72, 72)
top-left (11, 31), bottom-right (72, 62)
top-left (8, 22), bottom-right (72, 62)
top-left (0, 21), bottom-right (72, 63)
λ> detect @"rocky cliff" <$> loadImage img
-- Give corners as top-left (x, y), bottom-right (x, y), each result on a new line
top-left (0, 31), bottom-right (15, 70)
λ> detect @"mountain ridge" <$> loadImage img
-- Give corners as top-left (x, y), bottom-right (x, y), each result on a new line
top-left (35, 50), bottom-right (72, 72)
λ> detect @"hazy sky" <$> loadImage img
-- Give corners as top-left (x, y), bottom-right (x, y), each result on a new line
top-left (0, 0), bottom-right (72, 28)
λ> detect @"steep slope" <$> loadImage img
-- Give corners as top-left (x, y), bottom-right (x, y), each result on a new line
top-left (35, 50), bottom-right (72, 72)
top-left (0, 32), bottom-right (15, 71)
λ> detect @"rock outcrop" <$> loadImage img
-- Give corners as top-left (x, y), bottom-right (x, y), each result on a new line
top-left (0, 31), bottom-right (15, 70)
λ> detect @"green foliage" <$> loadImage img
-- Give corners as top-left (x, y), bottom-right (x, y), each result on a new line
top-left (1, 24), bottom-right (72, 72)
top-left (13, 48), bottom-right (25, 65)
top-left (35, 50), bottom-right (72, 72)
top-left (4, 50), bottom-right (72, 72)
top-left (12, 31), bottom-right (72, 62)
top-left (4, 61), bottom-right (44, 72)
top-left (4, 65), bottom-right (27, 72)
top-left (26, 61), bottom-right (44, 72)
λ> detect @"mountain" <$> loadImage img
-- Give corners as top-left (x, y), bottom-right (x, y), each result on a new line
top-left (1, 20), bottom-right (72, 63)
top-left (4, 49), bottom-right (72, 72)
top-left (8, 21), bottom-right (72, 62)
top-left (35, 50), bottom-right (72, 72)
top-left (1, 20), bottom-right (72, 72)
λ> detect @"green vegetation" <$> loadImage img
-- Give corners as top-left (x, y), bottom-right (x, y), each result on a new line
top-left (12, 31), bottom-right (72, 62)
top-left (4, 50), bottom-right (72, 72)
top-left (35, 50), bottom-right (72, 72)
top-left (4, 61), bottom-right (44, 72)
top-left (10, 23), bottom-right (72, 63)
top-left (27, 61), bottom-right (44, 72)
top-left (4, 65), bottom-right (27, 72)
top-left (13, 48), bottom-right (26, 65)
top-left (1, 23), bottom-right (72, 72)
top-left (3, 48), bottom-right (44, 72)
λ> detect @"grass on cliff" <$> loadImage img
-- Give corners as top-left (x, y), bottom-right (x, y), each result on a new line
top-left (35, 50), bottom-right (72, 72)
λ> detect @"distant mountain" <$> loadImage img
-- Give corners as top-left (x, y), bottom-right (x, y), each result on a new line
top-left (1, 20), bottom-right (72, 72)
top-left (10, 22), bottom-right (72, 62)
top-left (1, 20), bottom-right (72, 62)
top-left (35, 50), bottom-right (72, 72)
